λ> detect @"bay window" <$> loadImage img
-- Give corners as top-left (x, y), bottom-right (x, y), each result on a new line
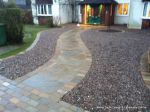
top-left (37, 4), bottom-right (52, 16)
top-left (116, 3), bottom-right (129, 16)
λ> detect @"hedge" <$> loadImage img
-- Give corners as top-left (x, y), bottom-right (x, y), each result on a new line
top-left (0, 8), bottom-right (24, 44)
top-left (22, 9), bottom-right (33, 24)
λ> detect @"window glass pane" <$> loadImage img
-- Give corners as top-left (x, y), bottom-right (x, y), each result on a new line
top-left (37, 5), bottom-right (40, 14)
top-left (143, 2), bottom-right (148, 16)
top-left (41, 5), bottom-right (44, 14)
top-left (44, 5), bottom-right (47, 14)
top-left (117, 4), bottom-right (123, 15)
top-left (148, 3), bottom-right (150, 17)
top-left (123, 3), bottom-right (128, 15)
top-left (117, 4), bottom-right (129, 15)
top-left (48, 5), bottom-right (52, 14)
top-left (37, 4), bottom-right (52, 15)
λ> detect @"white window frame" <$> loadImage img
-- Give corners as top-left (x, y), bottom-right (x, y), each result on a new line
top-left (37, 4), bottom-right (52, 16)
top-left (116, 3), bottom-right (130, 17)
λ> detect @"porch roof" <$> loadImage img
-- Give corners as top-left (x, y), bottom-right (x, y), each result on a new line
top-left (79, 0), bottom-right (117, 4)
top-left (36, 0), bottom-right (53, 4)
top-left (142, 0), bottom-right (150, 1)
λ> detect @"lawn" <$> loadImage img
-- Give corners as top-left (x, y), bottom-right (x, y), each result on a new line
top-left (0, 25), bottom-right (49, 59)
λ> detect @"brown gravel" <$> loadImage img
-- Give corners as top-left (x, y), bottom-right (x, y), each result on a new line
top-left (62, 27), bottom-right (150, 112)
top-left (0, 24), bottom-right (75, 80)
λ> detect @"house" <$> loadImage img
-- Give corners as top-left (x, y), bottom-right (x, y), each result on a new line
top-left (114, 0), bottom-right (150, 29)
top-left (31, 0), bottom-right (73, 25)
top-left (78, 0), bottom-right (150, 29)
top-left (31, 0), bottom-right (150, 29)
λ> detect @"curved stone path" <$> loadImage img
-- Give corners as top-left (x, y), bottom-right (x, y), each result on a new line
top-left (0, 28), bottom-right (91, 112)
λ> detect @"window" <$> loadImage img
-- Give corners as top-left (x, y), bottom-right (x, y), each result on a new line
top-left (37, 4), bottom-right (52, 16)
top-left (117, 3), bottom-right (129, 16)
top-left (143, 2), bottom-right (150, 17)
top-left (48, 5), bottom-right (52, 14)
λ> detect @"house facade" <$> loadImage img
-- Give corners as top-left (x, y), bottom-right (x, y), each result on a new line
top-left (31, 0), bottom-right (73, 25)
top-left (31, 0), bottom-right (150, 29)
top-left (114, 0), bottom-right (150, 29)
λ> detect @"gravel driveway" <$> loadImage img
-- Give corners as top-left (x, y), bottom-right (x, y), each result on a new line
top-left (62, 27), bottom-right (150, 112)
top-left (0, 24), bottom-right (75, 80)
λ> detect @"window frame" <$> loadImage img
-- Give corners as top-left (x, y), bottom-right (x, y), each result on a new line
top-left (116, 3), bottom-right (130, 17)
top-left (37, 4), bottom-right (52, 16)
top-left (143, 2), bottom-right (150, 18)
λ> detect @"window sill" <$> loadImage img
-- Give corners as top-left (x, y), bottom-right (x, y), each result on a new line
top-left (115, 14), bottom-right (129, 17)
top-left (37, 14), bottom-right (53, 16)
top-left (142, 17), bottom-right (150, 19)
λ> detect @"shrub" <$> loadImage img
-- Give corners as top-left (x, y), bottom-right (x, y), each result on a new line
top-left (0, 0), bottom-right (4, 8)
top-left (22, 9), bottom-right (33, 24)
top-left (48, 17), bottom-right (54, 27)
top-left (0, 8), bottom-right (24, 44)
top-left (0, 9), bottom-right (5, 22)
top-left (4, 3), bottom-right (17, 8)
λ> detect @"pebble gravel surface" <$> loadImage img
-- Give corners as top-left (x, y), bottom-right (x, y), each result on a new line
top-left (62, 27), bottom-right (150, 112)
top-left (0, 24), bottom-right (75, 80)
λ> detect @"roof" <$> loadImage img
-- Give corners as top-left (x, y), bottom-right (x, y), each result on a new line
top-left (36, 0), bottom-right (53, 4)
top-left (79, 0), bottom-right (117, 4)
top-left (142, 0), bottom-right (150, 1)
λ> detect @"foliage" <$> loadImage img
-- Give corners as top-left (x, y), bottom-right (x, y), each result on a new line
top-left (0, 8), bottom-right (24, 44)
top-left (0, 1), bottom-right (17, 8)
top-left (4, 3), bottom-right (17, 8)
top-left (22, 9), bottom-right (33, 24)
top-left (0, 0), bottom-right (4, 8)
top-left (0, 9), bottom-right (5, 22)
top-left (0, 25), bottom-right (48, 59)
top-left (48, 17), bottom-right (54, 27)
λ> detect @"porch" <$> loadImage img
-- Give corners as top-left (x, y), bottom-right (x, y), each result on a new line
top-left (79, 0), bottom-right (117, 26)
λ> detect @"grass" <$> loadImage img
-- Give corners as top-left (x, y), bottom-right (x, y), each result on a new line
top-left (0, 25), bottom-right (49, 59)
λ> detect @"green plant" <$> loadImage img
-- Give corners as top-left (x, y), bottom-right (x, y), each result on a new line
top-left (2, 8), bottom-right (24, 44)
top-left (0, 0), bottom-right (4, 8)
top-left (22, 9), bottom-right (33, 24)
top-left (4, 3), bottom-right (17, 8)
top-left (48, 17), bottom-right (54, 27)
top-left (0, 25), bottom-right (48, 59)
top-left (0, 9), bottom-right (5, 22)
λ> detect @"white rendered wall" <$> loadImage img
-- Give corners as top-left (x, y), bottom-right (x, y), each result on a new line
top-left (77, 5), bottom-right (82, 23)
top-left (52, 0), bottom-right (73, 25)
top-left (52, 2), bottom-right (60, 25)
top-left (59, 4), bottom-right (73, 24)
top-left (114, 0), bottom-right (130, 25)
top-left (128, 0), bottom-right (144, 29)
top-left (31, 0), bottom-right (39, 24)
